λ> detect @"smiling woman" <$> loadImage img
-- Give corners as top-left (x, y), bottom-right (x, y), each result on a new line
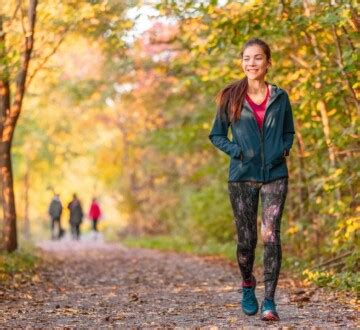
top-left (208, 38), bottom-right (295, 322)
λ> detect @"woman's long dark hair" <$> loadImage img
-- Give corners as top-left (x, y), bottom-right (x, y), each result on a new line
top-left (216, 38), bottom-right (272, 123)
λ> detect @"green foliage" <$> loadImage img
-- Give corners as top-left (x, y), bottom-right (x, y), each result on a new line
top-left (302, 269), bottom-right (360, 293)
top-left (0, 247), bottom-right (38, 282)
top-left (185, 183), bottom-right (234, 243)
top-left (122, 234), bottom-right (237, 261)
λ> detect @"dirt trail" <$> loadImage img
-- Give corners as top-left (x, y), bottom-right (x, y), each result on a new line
top-left (1, 239), bottom-right (359, 328)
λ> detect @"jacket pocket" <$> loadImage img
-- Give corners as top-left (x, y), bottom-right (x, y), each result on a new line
top-left (267, 139), bottom-right (286, 168)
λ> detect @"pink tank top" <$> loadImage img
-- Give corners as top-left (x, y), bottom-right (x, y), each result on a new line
top-left (245, 85), bottom-right (270, 130)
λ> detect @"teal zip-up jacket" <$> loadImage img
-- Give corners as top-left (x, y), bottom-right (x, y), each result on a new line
top-left (209, 83), bottom-right (295, 183)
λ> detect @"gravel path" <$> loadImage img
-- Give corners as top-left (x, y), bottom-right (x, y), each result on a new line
top-left (1, 239), bottom-right (359, 328)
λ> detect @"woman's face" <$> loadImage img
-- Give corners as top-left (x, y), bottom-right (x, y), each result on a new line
top-left (241, 45), bottom-right (270, 81)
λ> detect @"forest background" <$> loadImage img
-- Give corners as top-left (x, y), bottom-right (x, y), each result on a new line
top-left (0, 0), bottom-right (359, 292)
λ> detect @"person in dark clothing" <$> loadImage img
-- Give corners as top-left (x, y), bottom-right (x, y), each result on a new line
top-left (67, 194), bottom-right (84, 240)
top-left (48, 193), bottom-right (63, 240)
top-left (209, 38), bottom-right (295, 322)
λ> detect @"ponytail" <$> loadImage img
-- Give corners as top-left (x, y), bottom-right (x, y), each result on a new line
top-left (215, 77), bottom-right (248, 123)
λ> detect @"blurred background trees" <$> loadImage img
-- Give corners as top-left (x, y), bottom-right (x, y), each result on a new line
top-left (0, 0), bottom-right (358, 290)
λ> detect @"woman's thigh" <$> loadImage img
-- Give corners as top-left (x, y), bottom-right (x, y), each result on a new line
top-left (228, 181), bottom-right (261, 247)
top-left (260, 177), bottom-right (288, 243)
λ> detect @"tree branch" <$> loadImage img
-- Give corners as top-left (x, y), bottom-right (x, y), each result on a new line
top-left (19, 0), bottom-right (27, 37)
top-left (4, 2), bottom-right (21, 30)
top-left (332, 25), bottom-right (359, 112)
top-left (310, 250), bottom-right (353, 270)
top-left (26, 27), bottom-right (69, 88)
top-left (0, 15), bottom-right (11, 135)
top-left (4, 0), bottom-right (37, 141)
top-left (341, 26), bottom-right (355, 51)
top-left (289, 54), bottom-right (311, 69)
top-left (349, 4), bottom-right (359, 32)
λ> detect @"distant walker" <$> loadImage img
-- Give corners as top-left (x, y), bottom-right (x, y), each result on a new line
top-left (68, 194), bottom-right (84, 240)
top-left (88, 197), bottom-right (102, 234)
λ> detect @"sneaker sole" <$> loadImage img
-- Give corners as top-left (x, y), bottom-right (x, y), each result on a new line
top-left (243, 305), bottom-right (259, 316)
top-left (261, 311), bottom-right (280, 321)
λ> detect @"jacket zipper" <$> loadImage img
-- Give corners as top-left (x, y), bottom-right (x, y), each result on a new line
top-left (246, 90), bottom-right (282, 180)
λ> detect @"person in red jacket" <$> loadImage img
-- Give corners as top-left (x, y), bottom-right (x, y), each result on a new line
top-left (88, 197), bottom-right (102, 232)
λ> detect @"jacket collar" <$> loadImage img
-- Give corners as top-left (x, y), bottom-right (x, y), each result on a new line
top-left (267, 82), bottom-right (284, 101)
top-left (243, 82), bottom-right (283, 110)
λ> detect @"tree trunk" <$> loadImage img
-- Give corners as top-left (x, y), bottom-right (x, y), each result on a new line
top-left (295, 124), bottom-right (309, 218)
top-left (317, 100), bottom-right (341, 201)
top-left (0, 141), bottom-right (17, 251)
top-left (0, 0), bottom-right (38, 252)
top-left (23, 162), bottom-right (30, 240)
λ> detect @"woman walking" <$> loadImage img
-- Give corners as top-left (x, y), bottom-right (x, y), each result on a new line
top-left (88, 197), bottom-right (102, 233)
top-left (208, 38), bottom-right (295, 321)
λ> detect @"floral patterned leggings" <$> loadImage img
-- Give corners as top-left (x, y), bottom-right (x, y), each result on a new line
top-left (228, 177), bottom-right (288, 300)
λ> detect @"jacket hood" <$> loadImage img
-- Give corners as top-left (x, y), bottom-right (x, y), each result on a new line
top-left (267, 82), bottom-right (285, 98)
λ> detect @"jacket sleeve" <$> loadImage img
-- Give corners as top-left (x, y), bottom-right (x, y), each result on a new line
top-left (283, 93), bottom-right (295, 156)
top-left (208, 103), bottom-right (242, 159)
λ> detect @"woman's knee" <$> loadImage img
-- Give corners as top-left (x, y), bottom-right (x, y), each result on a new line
top-left (261, 227), bottom-right (281, 244)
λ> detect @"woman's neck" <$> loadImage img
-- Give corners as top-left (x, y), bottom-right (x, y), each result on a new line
top-left (247, 79), bottom-right (268, 94)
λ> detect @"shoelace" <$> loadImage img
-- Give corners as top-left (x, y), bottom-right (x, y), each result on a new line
top-left (243, 287), bottom-right (255, 299)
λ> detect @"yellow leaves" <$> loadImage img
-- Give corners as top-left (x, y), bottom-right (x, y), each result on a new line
top-left (207, 5), bottom-right (215, 15)
top-left (54, 155), bottom-right (63, 167)
top-left (154, 176), bottom-right (167, 185)
top-left (352, 82), bottom-right (360, 90)
top-left (228, 317), bottom-right (238, 324)
top-left (31, 274), bottom-right (41, 283)
top-left (224, 303), bottom-right (237, 308)
top-left (302, 269), bottom-right (334, 284)
top-left (332, 215), bottom-right (360, 247)
top-left (286, 225), bottom-right (300, 235)
top-left (322, 169), bottom-right (344, 192)
top-left (201, 75), bottom-right (210, 82)
top-left (327, 108), bottom-right (337, 116)
top-left (353, 82), bottom-right (360, 100)
top-left (301, 151), bottom-right (312, 157)
top-left (286, 71), bottom-right (302, 82)
top-left (202, 122), bottom-right (209, 130)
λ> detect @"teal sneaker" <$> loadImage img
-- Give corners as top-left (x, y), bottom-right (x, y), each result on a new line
top-left (241, 275), bottom-right (259, 316)
top-left (260, 298), bottom-right (280, 321)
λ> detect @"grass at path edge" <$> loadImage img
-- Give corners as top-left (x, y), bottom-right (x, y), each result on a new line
top-left (122, 234), bottom-right (359, 293)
